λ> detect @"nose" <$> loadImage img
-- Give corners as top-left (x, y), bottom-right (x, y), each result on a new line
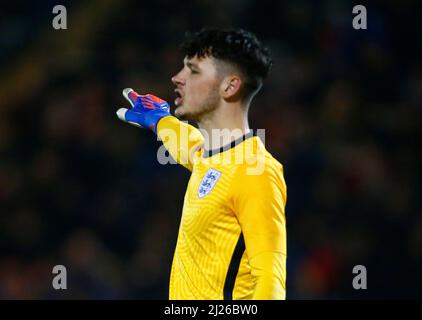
top-left (171, 70), bottom-right (185, 86)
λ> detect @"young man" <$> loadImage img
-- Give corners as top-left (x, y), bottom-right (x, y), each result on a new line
top-left (116, 29), bottom-right (287, 300)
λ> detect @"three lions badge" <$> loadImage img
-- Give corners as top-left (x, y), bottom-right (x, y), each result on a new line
top-left (198, 168), bottom-right (222, 198)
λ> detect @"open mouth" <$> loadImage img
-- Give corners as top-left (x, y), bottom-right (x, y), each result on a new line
top-left (174, 89), bottom-right (183, 106)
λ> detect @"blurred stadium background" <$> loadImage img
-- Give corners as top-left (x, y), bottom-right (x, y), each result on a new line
top-left (0, 0), bottom-right (421, 299)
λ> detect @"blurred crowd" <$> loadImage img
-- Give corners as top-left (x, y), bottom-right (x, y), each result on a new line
top-left (0, 0), bottom-right (421, 299)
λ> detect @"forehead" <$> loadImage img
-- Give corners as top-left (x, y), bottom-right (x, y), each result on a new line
top-left (184, 55), bottom-right (238, 79)
top-left (184, 55), bottom-right (217, 69)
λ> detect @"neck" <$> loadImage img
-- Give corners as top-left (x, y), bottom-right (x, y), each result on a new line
top-left (198, 102), bottom-right (250, 151)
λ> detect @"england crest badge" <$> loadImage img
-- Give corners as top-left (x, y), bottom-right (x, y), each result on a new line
top-left (198, 168), bottom-right (222, 198)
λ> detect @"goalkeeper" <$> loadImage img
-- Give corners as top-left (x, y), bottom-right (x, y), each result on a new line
top-left (117, 29), bottom-right (287, 300)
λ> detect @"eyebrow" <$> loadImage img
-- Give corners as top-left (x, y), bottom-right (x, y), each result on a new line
top-left (185, 60), bottom-right (199, 70)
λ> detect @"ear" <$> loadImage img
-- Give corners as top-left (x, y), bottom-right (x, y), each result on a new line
top-left (221, 76), bottom-right (242, 100)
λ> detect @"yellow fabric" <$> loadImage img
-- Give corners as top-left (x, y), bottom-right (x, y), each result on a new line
top-left (249, 252), bottom-right (287, 300)
top-left (156, 116), bottom-right (287, 300)
top-left (157, 116), bottom-right (204, 171)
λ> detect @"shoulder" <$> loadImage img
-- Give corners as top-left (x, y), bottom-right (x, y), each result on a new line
top-left (230, 143), bottom-right (285, 199)
top-left (234, 137), bottom-right (285, 180)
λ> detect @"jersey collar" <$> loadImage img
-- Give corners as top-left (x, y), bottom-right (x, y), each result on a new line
top-left (202, 130), bottom-right (257, 158)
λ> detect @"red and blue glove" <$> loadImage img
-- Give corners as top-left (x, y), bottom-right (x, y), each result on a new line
top-left (116, 88), bottom-right (171, 133)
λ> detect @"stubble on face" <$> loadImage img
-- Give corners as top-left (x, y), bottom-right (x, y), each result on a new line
top-left (175, 75), bottom-right (221, 122)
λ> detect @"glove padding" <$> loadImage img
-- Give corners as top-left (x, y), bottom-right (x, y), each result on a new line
top-left (116, 88), bottom-right (171, 133)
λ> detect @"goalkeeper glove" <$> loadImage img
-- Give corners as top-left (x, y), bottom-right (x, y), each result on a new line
top-left (116, 88), bottom-right (171, 133)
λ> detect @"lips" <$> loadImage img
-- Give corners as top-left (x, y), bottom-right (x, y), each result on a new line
top-left (174, 89), bottom-right (184, 106)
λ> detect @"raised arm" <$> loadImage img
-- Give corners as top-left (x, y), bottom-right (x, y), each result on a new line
top-left (156, 116), bottom-right (204, 171)
top-left (116, 88), bottom-right (204, 171)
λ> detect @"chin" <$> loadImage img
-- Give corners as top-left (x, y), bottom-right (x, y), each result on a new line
top-left (174, 106), bottom-right (185, 118)
top-left (175, 106), bottom-right (193, 121)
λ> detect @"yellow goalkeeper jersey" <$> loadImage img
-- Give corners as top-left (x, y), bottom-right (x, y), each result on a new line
top-left (157, 116), bottom-right (287, 300)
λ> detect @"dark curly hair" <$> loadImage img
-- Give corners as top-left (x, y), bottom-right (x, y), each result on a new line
top-left (180, 28), bottom-right (273, 102)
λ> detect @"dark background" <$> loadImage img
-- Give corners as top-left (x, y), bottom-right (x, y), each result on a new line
top-left (0, 0), bottom-right (421, 299)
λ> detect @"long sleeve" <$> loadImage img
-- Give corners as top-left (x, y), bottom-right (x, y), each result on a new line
top-left (249, 251), bottom-right (286, 299)
top-left (231, 159), bottom-right (287, 299)
top-left (156, 116), bottom-right (204, 171)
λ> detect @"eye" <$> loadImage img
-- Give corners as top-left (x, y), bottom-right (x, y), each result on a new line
top-left (190, 69), bottom-right (199, 74)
